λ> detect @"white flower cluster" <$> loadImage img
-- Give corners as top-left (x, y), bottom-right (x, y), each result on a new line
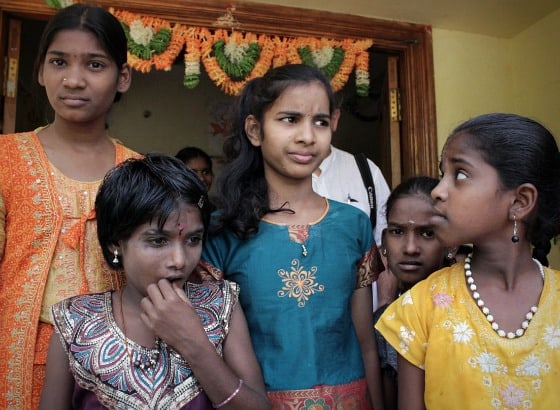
top-left (129, 20), bottom-right (154, 46)
top-left (224, 40), bottom-right (249, 64)
top-left (311, 46), bottom-right (333, 68)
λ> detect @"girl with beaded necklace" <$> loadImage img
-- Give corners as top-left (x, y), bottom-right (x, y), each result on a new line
top-left (40, 154), bottom-right (269, 409)
top-left (376, 113), bottom-right (560, 409)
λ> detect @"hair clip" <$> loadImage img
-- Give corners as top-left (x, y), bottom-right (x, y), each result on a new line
top-left (198, 195), bottom-right (205, 209)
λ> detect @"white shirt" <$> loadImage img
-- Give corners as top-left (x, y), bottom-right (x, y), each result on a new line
top-left (312, 145), bottom-right (391, 246)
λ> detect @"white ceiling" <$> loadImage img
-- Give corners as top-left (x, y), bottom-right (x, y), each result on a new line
top-left (252, 0), bottom-right (560, 38)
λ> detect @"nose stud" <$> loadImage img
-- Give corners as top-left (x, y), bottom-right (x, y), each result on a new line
top-left (63, 78), bottom-right (67, 82)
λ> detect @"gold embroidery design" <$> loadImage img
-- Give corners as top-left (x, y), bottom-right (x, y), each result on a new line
top-left (277, 259), bottom-right (324, 307)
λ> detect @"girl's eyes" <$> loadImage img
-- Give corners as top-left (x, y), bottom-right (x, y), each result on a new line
top-left (186, 235), bottom-right (203, 246)
top-left (456, 170), bottom-right (467, 180)
top-left (421, 230), bottom-right (436, 239)
top-left (47, 59), bottom-right (106, 70)
top-left (387, 227), bottom-right (404, 236)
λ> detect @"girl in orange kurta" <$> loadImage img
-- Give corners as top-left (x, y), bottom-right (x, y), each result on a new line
top-left (0, 4), bottom-right (138, 409)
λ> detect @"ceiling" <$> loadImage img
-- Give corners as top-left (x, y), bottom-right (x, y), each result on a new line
top-left (251, 0), bottom-right (560, 38)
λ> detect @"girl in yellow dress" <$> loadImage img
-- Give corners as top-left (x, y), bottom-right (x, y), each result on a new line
top-left (376, 113), bottom-right (560, 409)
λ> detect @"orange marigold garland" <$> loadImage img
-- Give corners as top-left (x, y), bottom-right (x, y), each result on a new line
top-left (200, 29), bottom-right (274, 95)
top-left (111, 9), bottom-right (185, 73)
top-left (184, 26), bottom-right (201, 88)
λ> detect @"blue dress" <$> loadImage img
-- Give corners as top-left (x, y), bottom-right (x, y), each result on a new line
top-left (201, 200), bottom-right (381, 397)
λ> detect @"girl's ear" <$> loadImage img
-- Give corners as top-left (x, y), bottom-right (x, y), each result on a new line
top-left (37, 63), bottom-right (45, 87)
top-left (245, 115), bottom-right (262, 147)
top-left (331, 108), bottom-right (341, 132)
top-left (511, 183), bottom-right (538, 220)
top-left (117, 63), bottom-right (132, 93)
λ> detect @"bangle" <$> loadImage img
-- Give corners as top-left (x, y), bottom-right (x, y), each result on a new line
top-left (213, 378), bottom-right (244, 409)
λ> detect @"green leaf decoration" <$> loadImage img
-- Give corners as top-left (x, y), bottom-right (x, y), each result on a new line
top-left (298, 46), bottom-right (345, 80)
top-left (213, 40), bottom-right (261, 81)
top-left (121, 22), bottom-right (172, 60)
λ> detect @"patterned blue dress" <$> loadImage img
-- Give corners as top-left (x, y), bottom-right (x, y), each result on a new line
top-left (200, 200), bottom-right (382, 407)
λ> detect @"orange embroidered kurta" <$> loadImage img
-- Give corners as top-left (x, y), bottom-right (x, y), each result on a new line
top-left (0, 131), bottom-right (139, 409)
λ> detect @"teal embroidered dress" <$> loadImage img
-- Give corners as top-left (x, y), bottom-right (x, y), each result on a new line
top-left (200, 200), bottom-right (382, 394)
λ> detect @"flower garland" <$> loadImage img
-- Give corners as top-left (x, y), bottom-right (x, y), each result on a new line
top-left (111, 9), bottom-right (186, 72)
top-left (198, 28), bottom-right (275, 95)
top-left (54, 6), bottom-right (374, 95)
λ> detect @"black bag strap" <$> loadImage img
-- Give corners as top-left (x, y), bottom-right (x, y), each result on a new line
top-left (354, 153), bottom-right (377, 230)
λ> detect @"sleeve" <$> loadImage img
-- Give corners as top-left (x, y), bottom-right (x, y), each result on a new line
top-left (367, 158), bottom-right (391, 246)
top-left (374, 286), bottom-right (431, 369)
top-left (356, 211), bottom-right (384, 288)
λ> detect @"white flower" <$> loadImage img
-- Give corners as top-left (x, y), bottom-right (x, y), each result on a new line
top-left (475, 352), bottom-right (500, 373)
top-left (516, 354), bottom-right (545, 377)
top-left (129, 20), bottom-right (154, 46)
top-left (224, 40), bottom-right (249, 64)
top-left (453, 321), bottom-right (474, 343)
top-left (398, 325), bottom-right (415, 354)
top-left (184, 61), bottom-right (200, 76)
top-left (401, 292), bottom-right (413, 305)
top-left (543, 326), bottom-right (560, 348)
top-left (311, 46), bottom-right (334, 68)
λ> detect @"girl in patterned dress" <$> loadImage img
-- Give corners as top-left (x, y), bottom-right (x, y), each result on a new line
top-left (376, 113), bottom-right (560, 409)
top-left (197, 64), bottom-right (385, 409)
top-left (40, 154), bottom-right (269, 409)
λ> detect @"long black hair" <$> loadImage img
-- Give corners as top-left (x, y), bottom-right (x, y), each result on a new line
top-left (213, 64), bottom-right (337, 239)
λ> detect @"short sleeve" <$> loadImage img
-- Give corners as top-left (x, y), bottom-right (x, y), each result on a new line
top-left (374, 286), bottom-right (431, 369)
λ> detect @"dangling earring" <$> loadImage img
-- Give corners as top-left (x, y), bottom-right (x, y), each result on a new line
top-left (511, 216), bottom-right (519, 243)
top-left (381, 248), bottom-right (387, 256)
top-left (112, 249), bottom-right (120, 264)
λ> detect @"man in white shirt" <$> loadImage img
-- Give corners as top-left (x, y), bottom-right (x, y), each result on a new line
top-left (313, 145), bottom-right (395, 310)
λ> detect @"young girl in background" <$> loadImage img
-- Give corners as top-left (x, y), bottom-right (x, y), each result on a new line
top-left (376, 113), bottom-right (560, 409)
top-left (0, 4), bottom-right (138, 408)
top-left (40, 154), bottom-right (269, 410)
top-left (198, 64), bottom-right (385, 409)
top-left (373, 176), bottom-right (457, 410)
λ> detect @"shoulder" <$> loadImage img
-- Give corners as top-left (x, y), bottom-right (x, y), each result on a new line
top-left (328, 199), bottom-right (370, 221)
top-left (186, 280), bottom-right (239, 304)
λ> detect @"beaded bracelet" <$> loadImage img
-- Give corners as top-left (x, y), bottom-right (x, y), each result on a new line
top-left (213, 378), bottom-right (244, 409)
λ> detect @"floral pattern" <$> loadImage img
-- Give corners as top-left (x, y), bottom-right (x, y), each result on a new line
top-left (277, 259), bottom-right (324, 308)
top-left (375, 263), bottom-right (560, 409)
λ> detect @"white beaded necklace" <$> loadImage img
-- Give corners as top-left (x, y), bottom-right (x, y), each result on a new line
top-left (464, 253), bottom-right (544, 339)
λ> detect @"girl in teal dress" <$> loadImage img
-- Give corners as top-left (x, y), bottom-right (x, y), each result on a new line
top-left (198, 64), bottom-right (385, 409)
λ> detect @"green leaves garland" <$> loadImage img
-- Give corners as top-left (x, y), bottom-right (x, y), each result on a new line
top-left (298, 46), bottom-right (345, 79)
top-left (121, 22), bottom-right (172, 60)
top-left (213, 40), bottom-right (261, 81)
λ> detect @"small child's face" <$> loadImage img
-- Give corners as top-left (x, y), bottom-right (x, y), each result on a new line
top-left (384, 194), bottom-right (447, 288)
top-left (117, 203), bottom-right (204, 295)
top-left (185, 157), bottom-right (213, 191)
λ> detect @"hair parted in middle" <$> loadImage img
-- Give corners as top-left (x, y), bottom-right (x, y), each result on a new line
top-left (213, 64), bottom-right (337, 239)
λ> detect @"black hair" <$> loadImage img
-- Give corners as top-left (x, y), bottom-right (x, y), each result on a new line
top-left (95, 153), bottom-right (211, 269)
top-left (385, 176), bottom-right (439, 220)
top-left (213, 64), bottom-right (337, 239)
top-left (175, 146), bottom-right (213, 172)
top-left (449, 113), bottom-right (560, 265)
top-left (33, 4), bottom-right (128, 102)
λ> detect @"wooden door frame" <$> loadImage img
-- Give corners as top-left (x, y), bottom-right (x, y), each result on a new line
top-left (0, 0), bottom-right (438, 178)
